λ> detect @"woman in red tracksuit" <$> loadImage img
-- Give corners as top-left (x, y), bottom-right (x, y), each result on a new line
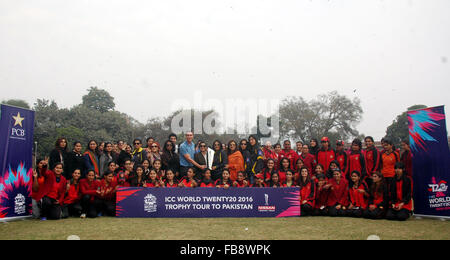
top-left (267, 172), bottom-right (283, 188)
top-left (97, 171), bottom-right (118, 217)
top-left (80, 170), bottom-right (101, 218)
top-left (215, 169), bottom-right (233, 189)
top-left (282, 170), bottom-right (297, 188)
top-left (297, 167), bottom-right (315, 216)
top-left (62, 169), bottom-right (82, 218)
top-left (253, 173), bottom-right (267, 187)
top-left (262, 159), bottom-right (277, 183)
top-left (278, 158), bottom-right (292, 184)
top-left (199, 169), bottom-right (215, 187)
top-left (164, 169), bottom-right (179, 187)
top-left (313, 174), bottom-right (329, 216)
top-left (347, 139), bottom-right (367, 182)
top-left (39, 163), bottom-right (68, 220)
top-left (386, 162), bottom-right (413, 221)
top-left (316, 137), bottom-right (336, 173)
top-left (324, 168), bottom-right (349, 217)
top-left (347, 171), bottom-right (369, 218)
top-left (363, 171), bottom-right (388, 220)
top-left (233, 171), bottom-right (249, 188)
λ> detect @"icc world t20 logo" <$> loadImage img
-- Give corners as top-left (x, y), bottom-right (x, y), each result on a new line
top-left (144, 194), bottom-right (157, 213)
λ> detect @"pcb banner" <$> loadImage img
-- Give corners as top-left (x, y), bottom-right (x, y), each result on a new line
top-left (0, 104), bottom-right (35, 220)
top-left (408, 106), bottom-right (450, 218)
top-left (116, 187), bottom-right (301, 218)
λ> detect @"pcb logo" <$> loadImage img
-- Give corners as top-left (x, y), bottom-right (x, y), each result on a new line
top-left (144, 194), bottom-right (157, 213)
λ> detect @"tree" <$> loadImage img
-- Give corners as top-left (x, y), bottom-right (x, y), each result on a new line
top-left (385, 104), bottom-right (427, 146)
top-left (1, 99), bottom-right (30, 109)
top-left (82, 86), bottom-right (115, 113)
top-left (278, 91), bottom-right (363, 145)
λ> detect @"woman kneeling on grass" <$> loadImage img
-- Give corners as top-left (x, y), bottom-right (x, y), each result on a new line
top-left (313, 174), bottom-right (329, 216)
top-left (386, 162), bottom-right (413, 221)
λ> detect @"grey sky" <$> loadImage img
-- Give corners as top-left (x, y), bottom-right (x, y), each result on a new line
top-left (1, 0), bottom-right (449, 140)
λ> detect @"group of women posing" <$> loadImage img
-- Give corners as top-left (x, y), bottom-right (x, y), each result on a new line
top-left (32, 134), bottom-right (413, 221)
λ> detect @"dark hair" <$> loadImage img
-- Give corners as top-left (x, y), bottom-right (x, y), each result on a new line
top-left (86, 140), bottom-right (98, 153)
top-left (52, 162), bottom-right (64, 170)
top-left (279, 158), bottom-right (291, 170)
top-left (146, 137), bottom-right (154, 143)
top-left (371, 171), bottom-right (385, 197)
top-left (73, 141), bottom-right (82, 147)
top-left (364, 136), bottom-right (374, 142)
top-left (352, 138), bottom-right (362, 149)
top-left (168, 133), bottom-right (177, 140)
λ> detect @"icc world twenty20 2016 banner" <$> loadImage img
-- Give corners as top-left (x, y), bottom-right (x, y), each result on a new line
top-left (0, 104), bottom-right (35, 220)
top-left (408, 106), bottom-right (450, 218)
top-left (117, 187), bottom-right (301, 218)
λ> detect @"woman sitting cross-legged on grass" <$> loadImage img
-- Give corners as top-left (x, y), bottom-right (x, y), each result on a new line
top-left (200, 169), bottom-right (215, 187)
top-left (363, 171), bottom-right (388, 220)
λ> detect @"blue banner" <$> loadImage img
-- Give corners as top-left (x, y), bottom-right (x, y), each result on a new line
top-left (0, 104), bottom-right (35, 219)
top-left (117, 187), bottom-right (301, 218)
top-left (408, 106), bottom-right (450, 218)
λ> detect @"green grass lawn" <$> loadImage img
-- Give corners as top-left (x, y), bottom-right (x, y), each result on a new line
top-left (1, 216), bottom-right (449, 240)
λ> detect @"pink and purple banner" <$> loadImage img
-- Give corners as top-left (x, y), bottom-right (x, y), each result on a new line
top-left (116, 187), bottom-right (301, 218)
top-left (0, 104), bottom-right (35, 220)
top-left (408, 106), bottom-right (450, 218)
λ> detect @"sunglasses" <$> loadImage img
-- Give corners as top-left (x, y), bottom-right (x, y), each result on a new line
top-left (134, 143), bottom-right (141, 145)
top-left (151, 145), bottom-right (158, 148)
top-left (200, 145), bottom-right (207, 148)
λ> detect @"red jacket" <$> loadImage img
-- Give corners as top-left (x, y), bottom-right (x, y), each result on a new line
top-left (299, 180), bottom-right (315, 206)
top-left (63, 182), bottom-right (81, 205)
top-left (348, 182), bottom-right (369, 210)
top-left (401, 150), bottom-right (413, 178)
top-left (300, 153), bottom-right (317, 176)
top-left (35, 169), bottom-right (67, 205)
top-left (326, 178), bottom-right (349, 207)
top-left (317, 149), bottom-right (336, 172)
top-left (164, 180), bottom-right (179, 188)
top-left (335, 151), bottom-right (348, 174)
top-left (390, 175), bottom-right (413, 211)
top-left (98, 180), bottom-right (117, 201)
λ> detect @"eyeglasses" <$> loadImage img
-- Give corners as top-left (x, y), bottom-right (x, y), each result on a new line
top-left (200, 145), bottom-right (207, 148)
top-left (134, 143), bottom-right (141, 145)
top-left (240, 143), bottom-right (247, 146)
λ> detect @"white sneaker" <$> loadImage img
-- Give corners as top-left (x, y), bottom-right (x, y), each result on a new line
top-left (80, 214), bottom-right (86, 219)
